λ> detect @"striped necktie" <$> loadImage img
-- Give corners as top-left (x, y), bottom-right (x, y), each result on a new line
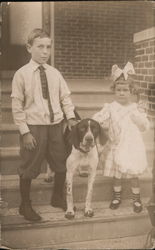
top-left (38, 65), bottom-right (54, 122)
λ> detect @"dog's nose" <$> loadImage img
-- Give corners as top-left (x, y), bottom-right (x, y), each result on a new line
top-left (85, 136), bottom-right (93, 143)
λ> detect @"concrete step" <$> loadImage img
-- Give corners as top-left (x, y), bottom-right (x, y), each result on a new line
top-left (0, 146), bottom-right (154, 176)
top-left (0, 147), bottom-right (47, 175)
top-left (1, 150), bottom-right (154, 177)
top-left (1, 199), bottom-right (151, 249)
top-left (5, 234), bottom-right (148, 250)
top-left (1, 122), bottom-right (154, 146)
top-left (1, 103), bottom-right (104, 123)
top-left (2, 75), bottom-right (114, 109)
top-left (1, 124), bottom-right (19, 147)
top-left (2, 105), bottom-right (14, 123)
top-left (1, 171), bottom-right (152, 208)
top-left (2, 89), bottom-right (115, 107)
top-left (1, 73), bottom-right (111, 92)
top-left (1, 126), bottom-right (154, 175)
top-left (1, 71), bottom-right (15, 90)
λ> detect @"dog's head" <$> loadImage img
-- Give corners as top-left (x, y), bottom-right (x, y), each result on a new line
top-left (70, 118), bottom-right (108, 150)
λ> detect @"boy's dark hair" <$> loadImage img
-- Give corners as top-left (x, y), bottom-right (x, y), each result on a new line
top-left (27, 28), bottom-right (50, 45)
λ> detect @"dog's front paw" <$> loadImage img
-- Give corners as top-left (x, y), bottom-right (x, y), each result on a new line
top-left (65, 210), bottom-right (75, 220)
top-left (84, 209), bottom-right (94, 217)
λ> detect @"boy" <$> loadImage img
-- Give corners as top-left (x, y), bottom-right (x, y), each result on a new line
top-left (11, 28), bottom-right (77, 221)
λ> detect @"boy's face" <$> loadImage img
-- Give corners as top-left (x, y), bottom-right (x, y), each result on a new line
top-left (115, 83), bottom-right (131, 105)
top-left (27, 37), bottom-right (51, 64)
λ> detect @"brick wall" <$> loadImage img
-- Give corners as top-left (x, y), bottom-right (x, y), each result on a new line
top-left (54, 1), bottom-right (154, 79)
top-left (134, 27), bottom-right (155, 123)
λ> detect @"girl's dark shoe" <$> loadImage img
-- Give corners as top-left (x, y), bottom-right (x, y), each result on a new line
top-left (19, 200), bottom-right (41, 221)
top-left (132, 193), bottom-right (143, 213)
top-left (109, 190), bottom-right (121, 210)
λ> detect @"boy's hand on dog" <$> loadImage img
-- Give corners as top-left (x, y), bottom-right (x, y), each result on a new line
top-left (67, 118), bottom-right (78, 130)
top-left (23, 132), bottom-right (37, 150)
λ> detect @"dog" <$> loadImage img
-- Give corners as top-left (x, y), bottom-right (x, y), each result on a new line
top-left (65, 118), bottom-right (108, 219)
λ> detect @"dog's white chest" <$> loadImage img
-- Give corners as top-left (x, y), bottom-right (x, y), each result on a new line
top-left (71, 146), bottom-right (98, 167)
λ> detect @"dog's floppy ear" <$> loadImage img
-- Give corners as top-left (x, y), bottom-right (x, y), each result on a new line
top-left (69, 124), bottom-right (80, 149)
top-left (98, 126), bottom-right (108, 146)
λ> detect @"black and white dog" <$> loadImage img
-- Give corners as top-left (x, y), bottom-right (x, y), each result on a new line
top-left (65, 118), bottom-right (107, 219)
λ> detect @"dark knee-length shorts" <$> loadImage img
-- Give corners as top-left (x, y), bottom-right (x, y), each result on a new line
top-left (18, 121), bottom-right (68, 179)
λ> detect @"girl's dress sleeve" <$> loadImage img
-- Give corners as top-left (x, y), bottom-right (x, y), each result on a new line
top-left (92, 103), bottom-right (110, 129)
top-left (130, 103), bottom-right (150, 132)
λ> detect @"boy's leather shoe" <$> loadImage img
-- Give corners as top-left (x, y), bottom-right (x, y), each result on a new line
top-left (51, 194), bottom-right (67, 211)
top-left (19, 201), bottom-right (41, 221)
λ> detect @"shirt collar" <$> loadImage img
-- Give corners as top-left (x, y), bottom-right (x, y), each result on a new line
top-left (29, 59), bottom-right (48, 72)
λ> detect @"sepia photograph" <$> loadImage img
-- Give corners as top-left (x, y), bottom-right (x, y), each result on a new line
top-left (0, 1), bottom-right (155, 249)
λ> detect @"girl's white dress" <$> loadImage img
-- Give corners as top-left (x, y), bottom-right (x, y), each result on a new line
top-left (93, 101), bottom-right (150, 178)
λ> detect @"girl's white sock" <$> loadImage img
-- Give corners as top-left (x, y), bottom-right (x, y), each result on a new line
top-left (131, 187), bottom-right (140, 194)
top-left (114, 186), bottom-right (122, 192)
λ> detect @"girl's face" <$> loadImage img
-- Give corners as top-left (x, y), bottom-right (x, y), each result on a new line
top-left (115, 83), bottom-right (131, 105)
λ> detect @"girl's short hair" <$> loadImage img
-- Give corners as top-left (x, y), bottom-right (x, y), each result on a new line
top-left (27, 28), bottom-right (50, 45)
top-left (111, 74), bottom-right (138, 95)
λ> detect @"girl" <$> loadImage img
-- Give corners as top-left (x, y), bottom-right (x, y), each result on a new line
top-left (93, 63), bottom-right (150, 213)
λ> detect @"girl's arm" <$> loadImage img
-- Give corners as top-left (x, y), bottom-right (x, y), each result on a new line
top-left (92, 103), bottom-right (110, 128)
top-left (130, 103), bottom-right (150, 132)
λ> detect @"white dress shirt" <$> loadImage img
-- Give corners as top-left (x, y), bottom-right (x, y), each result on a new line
top-left (11, 59), bottom-right (75, 135)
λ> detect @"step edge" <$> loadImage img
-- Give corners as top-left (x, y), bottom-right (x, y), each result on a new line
top-left (20, 234), bottom-right (148, 250)
top-left (0, 146), bottom-right (154, 158)
top-left (2, 104), bottom-right (105, 110)
top-left (1, 172), bottom-right (152, 191)
top-left (2, 89), bottom-right (114, 94)
top-left (0, 147), bottom-right (20, 158)
top-left (2, 202), bottom-right (149, 231)
top-left (1, 124), bottom-right (17, 131)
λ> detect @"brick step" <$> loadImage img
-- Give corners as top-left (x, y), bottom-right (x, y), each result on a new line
top-left (1, 172), bottom-right (152, 208)
top-left (1, 199), bottom-right (151, 249)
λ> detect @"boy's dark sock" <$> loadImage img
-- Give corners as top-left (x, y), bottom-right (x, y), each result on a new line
top-left (19, 177), bottom-right (41, 221)
top-left (51, 172), bottom-right (67, 211)
top-left (19, 177), bottom-right (31, 202)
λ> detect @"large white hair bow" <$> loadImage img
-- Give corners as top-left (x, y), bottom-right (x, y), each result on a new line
top-left (111, 62), bottom-right (135, 81)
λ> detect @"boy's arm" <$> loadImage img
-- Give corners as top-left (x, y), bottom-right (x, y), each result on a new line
top-left (11, 72), bottom-right (30, 135)
top-left (59, 73), bottom-right (75, 121)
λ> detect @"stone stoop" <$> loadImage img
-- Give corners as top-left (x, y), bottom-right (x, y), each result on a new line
top-left (1, 71), bottom-right (154, 175)
top-left (6, 234), bottom-right (148, 250)
top-left (1, 170), bottom-right (152, 208)
top-left (1, 128), bottom-right (154, 175)
top-left (1, 71), bottom-right (154, 249)
top-left (1, 199), bottom-right (151, 249)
